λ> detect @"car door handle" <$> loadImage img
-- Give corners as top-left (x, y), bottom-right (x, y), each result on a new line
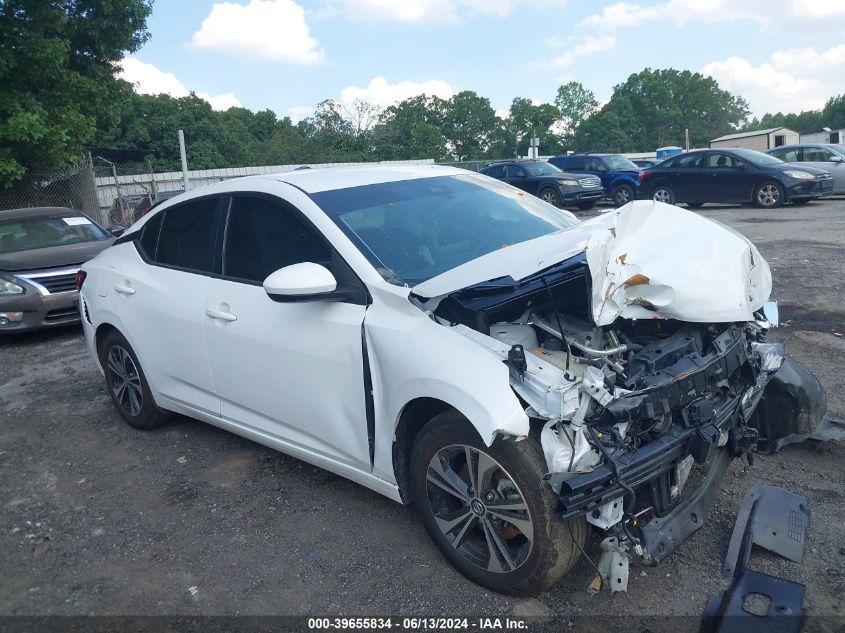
top-left (114, 284), bottom-right (135, 295)
top-left (206, 307), bottom-right (237, 322)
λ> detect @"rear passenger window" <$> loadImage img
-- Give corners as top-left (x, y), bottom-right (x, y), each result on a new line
top-left (137, 212), bottom-right (163, 260)
top-left (223, 196), bottom-right (331, 284)
top-left (156, 198), bottom-right (220, 273)
top-left (565, 157), bottom-right (585, 170)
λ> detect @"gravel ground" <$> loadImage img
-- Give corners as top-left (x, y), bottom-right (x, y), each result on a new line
top-left (1, 197), bottom-right (843, 631)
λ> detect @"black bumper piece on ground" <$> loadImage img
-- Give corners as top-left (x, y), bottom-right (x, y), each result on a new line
top-left (701, 483), bottom-right (810, 633)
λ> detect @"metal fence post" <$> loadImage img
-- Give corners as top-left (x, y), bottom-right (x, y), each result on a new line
top-left (145, 158), bottom-right (159, 201)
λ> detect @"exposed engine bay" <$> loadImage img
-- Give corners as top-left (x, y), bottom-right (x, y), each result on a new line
top-left (415, 250), bottom-right (803, 564)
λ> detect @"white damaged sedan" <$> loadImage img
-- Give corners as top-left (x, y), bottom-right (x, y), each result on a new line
top-left (78, 165), bottom-right (826, 594)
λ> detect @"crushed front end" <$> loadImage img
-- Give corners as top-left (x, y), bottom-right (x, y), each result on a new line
top-left (420, 244), bottom-right (826, 567)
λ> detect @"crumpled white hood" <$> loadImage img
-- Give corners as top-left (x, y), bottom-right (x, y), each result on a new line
top-left (587, 201), bottom-right (771, 325)
top-left (413, 200), bottom-right (772, 325)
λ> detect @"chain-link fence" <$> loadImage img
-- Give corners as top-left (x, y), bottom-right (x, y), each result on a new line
top-left (92, 158), bottom-right (181, 228)
top-left (436, 159), bottom-right (495, 172)
top-left (0, 156), bottom-right (100, 220)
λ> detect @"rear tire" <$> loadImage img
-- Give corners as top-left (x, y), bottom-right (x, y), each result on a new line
top-left (99, 329), bottom-right (172, 430)
top-left (539, 187), bottom-right (562, 207)
top-left (611, 183), bottom-right (634, 206)
top-left (754, 180), bottom-right (785, 209)
top-left (409, 411), bottom-right (588, 595)
top-left (652, 185), bottom-right (675, 205)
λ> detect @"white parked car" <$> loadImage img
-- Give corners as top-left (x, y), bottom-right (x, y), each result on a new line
top-left (78, 165), bottom-right (824, 594)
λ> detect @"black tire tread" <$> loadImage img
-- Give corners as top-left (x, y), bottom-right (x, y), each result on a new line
top-left (410, 411), bottom-right (587, 595)
top-left (99, 329), bottom-right (172, 431)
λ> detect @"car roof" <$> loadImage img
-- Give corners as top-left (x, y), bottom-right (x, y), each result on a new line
top-left (768, 143), bottom-right (843, 150)
top-left (484, 159), bottom-right (545, 166)
top-left (258, 164), bottom-right (468, 194)
top-left (0, 206), bottom-right (80, 220)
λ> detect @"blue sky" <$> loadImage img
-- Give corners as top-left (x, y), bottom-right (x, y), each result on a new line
top-left (119, 0), bottom-right (845, 120)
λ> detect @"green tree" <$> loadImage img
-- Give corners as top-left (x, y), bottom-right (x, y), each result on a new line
top-left (499, 97), bottom-right (559, 157)
top-left (371, 95), bottom-right (447, 160)
top-left (441, 91), bottom-right (501, 160)
top-left (0, 0), bottom-right (153, 185)
top-left (580, 69), bottom-right (749, 151)
top-left (554, 82), bottom-right (599, 139)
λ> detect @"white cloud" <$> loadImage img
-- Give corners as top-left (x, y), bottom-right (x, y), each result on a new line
top-left (190, 0), bottom-right (324, 64)
top-left (701, 56), bottom-right (827, 115)
top-left (287, 106), bottom-right (314, 122)
top-left (117, 58), bottom-right (243, 111)
top-left (770, 44), bottom-right (845, 73)
top-left (339, 76), bottom-right (453, 108)
top-left (579, 2), bottom-right (659, 29)
top-left (198, 92), bottom-right (243, 111)
top-left (328, 0), bottom-right (566, 23)
top-left (580, 0), bottom-right (845, 32)
top-left (546, 35), bottom-right (616, 68)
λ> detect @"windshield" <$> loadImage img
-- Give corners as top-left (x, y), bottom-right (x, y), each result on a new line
top-left (311, 174), bottom-right (579, 286)
top-left (523, 162), bottom-right (561, 176)
top-left (730, 148), bottom-right (784, 166)
top-left (0, 212), bottom-right (109, 254)
top-left (605, 155), bottom-right (639, 170)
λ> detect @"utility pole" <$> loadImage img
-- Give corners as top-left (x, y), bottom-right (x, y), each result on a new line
top-left (685, 128), bottom-right (690, 151)
top-left (178, 130), bottom-right (190, 191)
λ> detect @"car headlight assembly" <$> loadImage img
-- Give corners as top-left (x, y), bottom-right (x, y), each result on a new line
top-left (0, 277), bottom-right (24, 295)
top-left (784, 170), bottom-right (814, 180)
top-left (559, 179), bottom-right (578, 186)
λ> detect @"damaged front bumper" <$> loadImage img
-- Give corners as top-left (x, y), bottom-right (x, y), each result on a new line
top-left (555, 348), bottom-right (827, 565)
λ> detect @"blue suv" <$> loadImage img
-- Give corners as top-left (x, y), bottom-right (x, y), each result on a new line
top-left (548, 153), bottom-right (642, 206)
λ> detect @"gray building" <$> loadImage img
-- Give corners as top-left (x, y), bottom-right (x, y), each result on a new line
top-left (709, 127), bottom-right (799, 151)
top-left (800, 128), bottom-right (843, 144)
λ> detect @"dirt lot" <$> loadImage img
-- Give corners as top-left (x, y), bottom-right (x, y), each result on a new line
top-left (1, 198), bottom-right (844, 631)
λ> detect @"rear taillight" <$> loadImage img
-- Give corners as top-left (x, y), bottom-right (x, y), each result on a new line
top-left (639, 170), bottom-right (650, 181)
top-left (75, 270), bottom-right (87, 291)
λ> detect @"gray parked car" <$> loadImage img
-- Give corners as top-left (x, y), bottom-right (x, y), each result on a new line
top-left (767, 144), bottom-right (845, 194)
top-left (0, 207), bottom-right (114, 332)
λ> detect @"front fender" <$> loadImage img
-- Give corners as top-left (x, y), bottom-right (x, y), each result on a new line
top-left (747, 356), bottom-right (827, 453)
top-left (363, 287), bottom-right (530, 481)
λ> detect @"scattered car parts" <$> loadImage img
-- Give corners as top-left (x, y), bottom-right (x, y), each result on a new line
top-left (701, 483), bottom-right (810, 633)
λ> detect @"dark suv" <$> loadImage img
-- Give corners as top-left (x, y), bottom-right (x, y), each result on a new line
top-left (479, 159), bottom-right (603, 210)
top-left (548, 153), bottom-right (642, 206)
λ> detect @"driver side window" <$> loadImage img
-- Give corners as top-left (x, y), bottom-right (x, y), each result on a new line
top-left (505, 164), bottom-right (525, 179)
top-left (223, 196), bottom-right (330, 284)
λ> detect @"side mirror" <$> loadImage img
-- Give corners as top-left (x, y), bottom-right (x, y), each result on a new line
top-left (830, 155), bottom-right (843, 163)
top-left (109, 225), bottom-right (125, 237)
top-left (263, 262), bottom-right (337, 302)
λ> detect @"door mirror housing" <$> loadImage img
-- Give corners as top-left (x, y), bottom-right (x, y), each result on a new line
top-left (109, 225), bottom-right (125, 237)
top-left (263, 262), bottom-right (337, 302)
top-left (830, 155), bottom-right (843, 163)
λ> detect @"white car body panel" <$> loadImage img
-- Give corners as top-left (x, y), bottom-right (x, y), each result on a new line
top-left (79, 167), bottom-right (773, 508)
top-left (414, 200), bottom-right (772, 327)
top-left (204, 276), bottom-right (371, 468)
top-left (585, 201), bottom-right (772, 325)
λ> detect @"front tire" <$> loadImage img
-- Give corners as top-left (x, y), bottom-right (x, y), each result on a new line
top-left (754, 180), bottom-right (785, 209)
top-left (652, 184), bottom-right (675, 205)
top-left (611, 183), bottom-right (634, 206)
top-left (539, 187), bottom-right (561, 207)
top-left (99, 329), bottom-right (171, 430)
top-left (409, 411), bottom-right (588, 595)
